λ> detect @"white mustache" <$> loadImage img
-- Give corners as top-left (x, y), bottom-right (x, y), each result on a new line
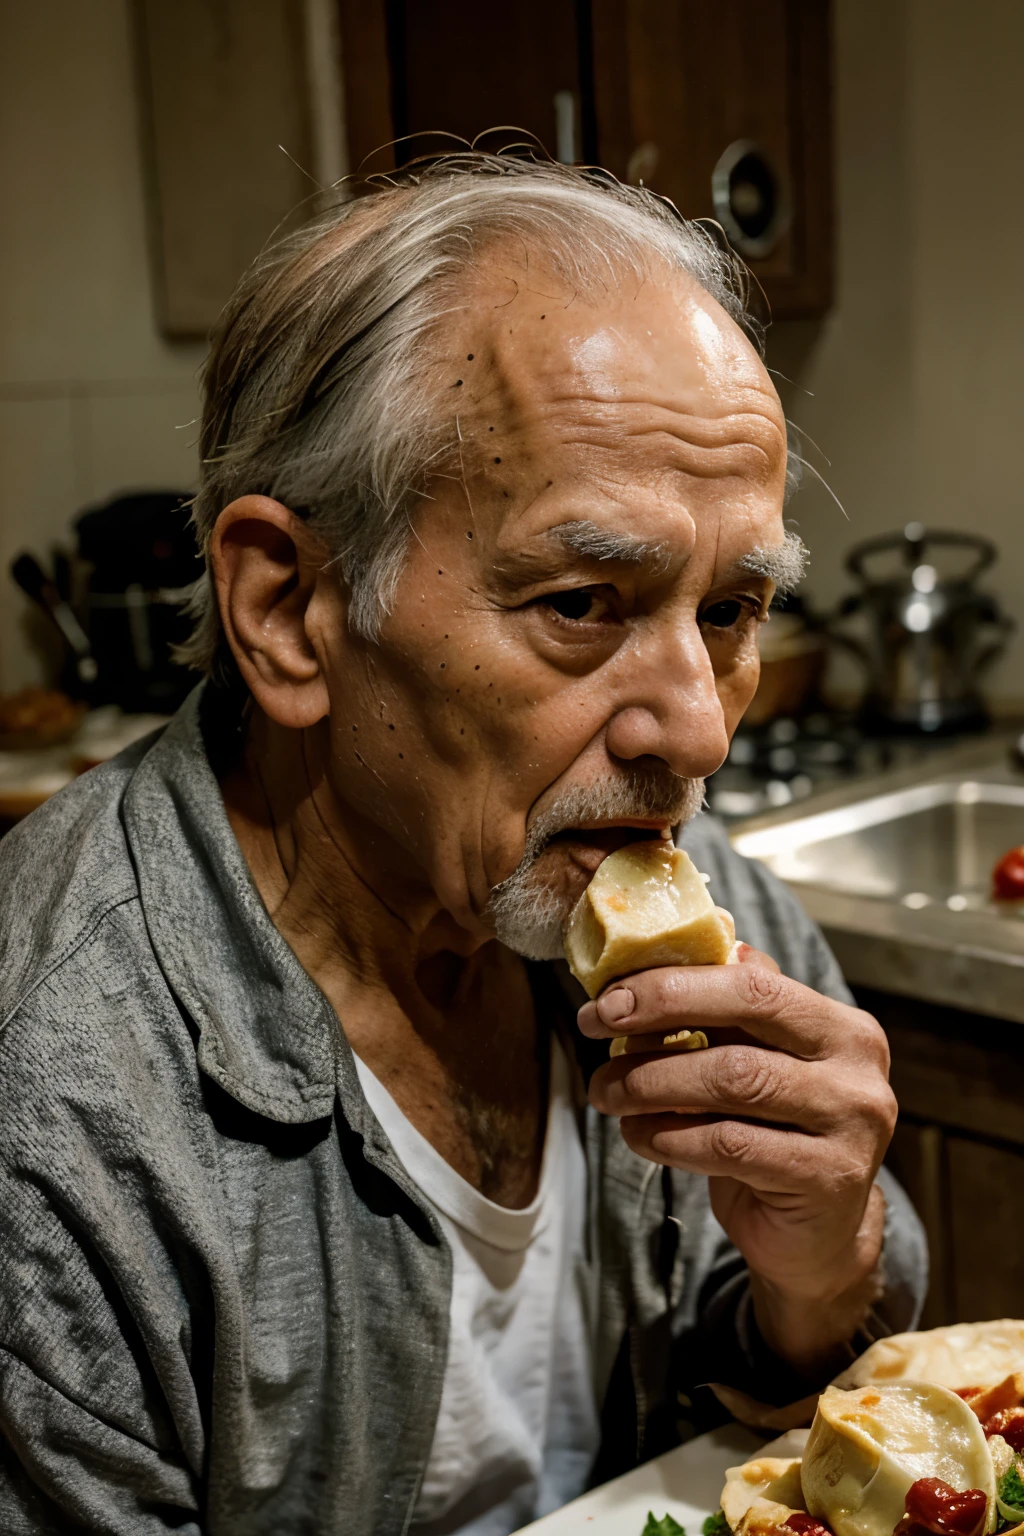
top-left (521, 771), bottom-right (706, 864)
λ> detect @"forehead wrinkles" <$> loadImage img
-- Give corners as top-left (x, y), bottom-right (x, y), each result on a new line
top-left (544, 393), bottom-right (786, 486)
top-left (459, 320), bottom-right (783, 484)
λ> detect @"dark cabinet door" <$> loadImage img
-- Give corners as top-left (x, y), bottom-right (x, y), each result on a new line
top-left (337, 0), bottom-right (833, 316)
top-left (885, 1118), bottom-right (953, 1329)
top-left (947, 1136), bottom-right (1024, 1322)
top-left (338, 0), bottom-right (583, 170)
top-left (390, 1), bottom-right (582, 161)
top-left (137, 0), bottom-right (314, 337)
top-left (590, 0), bottom-right (833, 316)
top-left (870, 990), bottom-right (1024, 1330)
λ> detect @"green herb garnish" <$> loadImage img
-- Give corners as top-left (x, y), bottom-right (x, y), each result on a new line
top-left (641, 1514), bottom-right (686, 1536)
top-left (703, 1512), bottom-right (730, 1536)
top-left (998, 1462), bottom-right (1024, 1525)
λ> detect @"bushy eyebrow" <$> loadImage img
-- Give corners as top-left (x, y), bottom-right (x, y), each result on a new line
top-left (737, 530), bottom-right (808, 593)
top-left (547, 519), bottom-right (672, 573)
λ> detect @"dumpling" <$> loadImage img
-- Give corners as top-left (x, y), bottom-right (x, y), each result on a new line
top-left (801, 1383), bottom-right (996, 1536)
top-left (833, 1321), bottom-right (1024, 1394)
top-left (563, 842), bottom-right (735, 999)
top-left (722, 1456), bottom-right (806, 1530)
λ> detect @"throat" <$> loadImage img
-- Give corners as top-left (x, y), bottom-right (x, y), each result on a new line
top-left (345, 943), bottom-right (550, 1209)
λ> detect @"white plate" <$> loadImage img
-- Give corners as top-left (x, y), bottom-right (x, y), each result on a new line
top-left (516, 1423), bottom-right (764, 1533)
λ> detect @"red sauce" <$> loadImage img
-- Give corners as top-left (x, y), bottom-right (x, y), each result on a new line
top-left (983, 1406), bottom-right (1024, 1450)
top-left (904, 1478), bottom-right (988, 1536)
top-left (783, 1515), bottom-right (833, 1536)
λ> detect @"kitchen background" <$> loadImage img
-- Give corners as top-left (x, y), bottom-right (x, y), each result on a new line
top-left (3, 0), bottom-right (1024, 1326)
top-left (2, 0), bottom-right (1022, 703)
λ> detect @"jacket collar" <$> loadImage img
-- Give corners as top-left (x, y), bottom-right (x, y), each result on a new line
top-left (122, 684), bottom-right (600, 1138)
top-left (123, 685), bottom-right (347, 1125)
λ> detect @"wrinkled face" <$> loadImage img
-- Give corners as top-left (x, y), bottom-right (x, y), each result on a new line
top-left (317, 259), bottom-right (789, 953)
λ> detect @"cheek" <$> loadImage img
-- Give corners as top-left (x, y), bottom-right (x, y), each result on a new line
top-left (712, 635), bottom-right (762, 729)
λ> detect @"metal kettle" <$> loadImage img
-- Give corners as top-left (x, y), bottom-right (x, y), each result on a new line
top-left (828, 523), bottom-right (1013, 734)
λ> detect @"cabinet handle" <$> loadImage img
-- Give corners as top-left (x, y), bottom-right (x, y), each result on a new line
top-left (627, 141), bottom-right (660, 187)
top-left (711, 139), bottom-right (791, 260)
top-left (554, 90), bottom-right (577, 164)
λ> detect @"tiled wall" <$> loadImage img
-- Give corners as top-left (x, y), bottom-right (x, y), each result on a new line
top-left (0, 0), bottom-right (205, 690)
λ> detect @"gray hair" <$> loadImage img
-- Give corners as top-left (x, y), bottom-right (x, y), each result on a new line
top-left (182, 152), bottom-right (772, 674)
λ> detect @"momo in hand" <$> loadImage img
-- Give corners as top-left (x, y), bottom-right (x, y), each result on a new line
top-left (564, 841), bottom-right (738, 1056)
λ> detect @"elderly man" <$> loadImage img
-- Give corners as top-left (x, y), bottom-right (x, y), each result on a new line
top-left (0, 157), bottom-right (924, 1536)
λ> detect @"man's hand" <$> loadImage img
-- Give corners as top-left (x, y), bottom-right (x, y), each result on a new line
top-left (579, 946), bottom-right (897, 1379)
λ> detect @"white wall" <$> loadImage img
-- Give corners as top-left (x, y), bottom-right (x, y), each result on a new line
top-left (772, 0), bottom-right (1024, 704)
top-left (0, 0), bottom-right (204, 690)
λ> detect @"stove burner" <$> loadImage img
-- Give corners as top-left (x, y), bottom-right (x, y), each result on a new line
top-left (707, 713), bottom-right (958, 820)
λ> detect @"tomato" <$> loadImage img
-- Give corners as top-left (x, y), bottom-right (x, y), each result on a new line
top-left (983, 1407), bottom-right (1024, 1450)
top-left (992, 845), bottom-right (1024, 901)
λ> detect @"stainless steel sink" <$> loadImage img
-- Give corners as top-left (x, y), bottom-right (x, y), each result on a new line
top-left (732, 779), bottom-right (1024, 908)
top-left (728, 736), bottom-right (1024, 1022)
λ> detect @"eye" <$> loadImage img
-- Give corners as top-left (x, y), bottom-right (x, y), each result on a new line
top-left (542, 588), bottom-right (613, 623)
top-left (700, 598), bottom-right (746, 629)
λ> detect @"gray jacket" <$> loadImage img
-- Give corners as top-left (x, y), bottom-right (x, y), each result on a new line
top-left (0, 687), bottom-right (926, 1535)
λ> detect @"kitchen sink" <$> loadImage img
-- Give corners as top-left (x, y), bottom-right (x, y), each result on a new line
top-left (731, 779), bottom-right (1024, 907)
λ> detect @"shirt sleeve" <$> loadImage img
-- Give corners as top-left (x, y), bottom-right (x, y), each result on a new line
top-left (674, 1164), bottom-right (929, 1411)
top-left (0, 1015), bottom-right (203, 1534)
top-left (0, 1350), bottom-right (200, 1536)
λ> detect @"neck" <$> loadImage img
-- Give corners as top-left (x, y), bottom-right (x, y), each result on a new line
top-left (218, 708), bottom-right (547, 1207)
top-left (222, 710), bottom-right (479, 979)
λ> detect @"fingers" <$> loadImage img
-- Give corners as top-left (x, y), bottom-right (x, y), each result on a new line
top-left (618, 1111), bottom-right (885, 1196)
top-left (577, 951), bottom-right (888, 1069)
top-left (589, 1041), bottom-right (896, 1141)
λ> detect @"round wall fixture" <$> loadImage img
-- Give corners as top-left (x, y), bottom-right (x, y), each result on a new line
top-left (711, 139), bottom-right (791, 260)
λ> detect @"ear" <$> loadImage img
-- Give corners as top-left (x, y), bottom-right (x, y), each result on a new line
top-left (210, 496), bottom-right (334, 729)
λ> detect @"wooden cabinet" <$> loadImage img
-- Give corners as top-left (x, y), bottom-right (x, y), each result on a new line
top-left (590, 0), bottom-right (833, 317)
top-left (138, 0), bottom-right (833, 336)
top-left (340, 0), bottom-right (832, 318)
top-left (860, 986), bottom-right (1024, 1327)
top-left (947, 1139), bottom-right (1024, 1322)
top-left (135, 0), bottom-right (315, 337)
top-left (380, 1), bottom-right (582, 164)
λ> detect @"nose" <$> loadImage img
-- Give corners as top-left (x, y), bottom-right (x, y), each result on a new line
top-left (603, 616), bottom-right (729, 778)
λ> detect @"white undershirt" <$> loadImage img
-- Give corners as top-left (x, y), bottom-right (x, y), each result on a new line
top-left (353, 1040), bottom-right (601, 1536)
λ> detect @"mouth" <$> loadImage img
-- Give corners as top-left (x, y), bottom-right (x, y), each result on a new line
top-left (545, 820), bottom-right (673, 876)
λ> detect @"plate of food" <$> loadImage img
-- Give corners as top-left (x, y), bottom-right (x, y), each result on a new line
top-left (520, 1320), bottom-right (1024, 1536)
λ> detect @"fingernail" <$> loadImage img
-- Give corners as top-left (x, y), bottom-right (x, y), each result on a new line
top-left (597, 987), bottom-right (634, 1023)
